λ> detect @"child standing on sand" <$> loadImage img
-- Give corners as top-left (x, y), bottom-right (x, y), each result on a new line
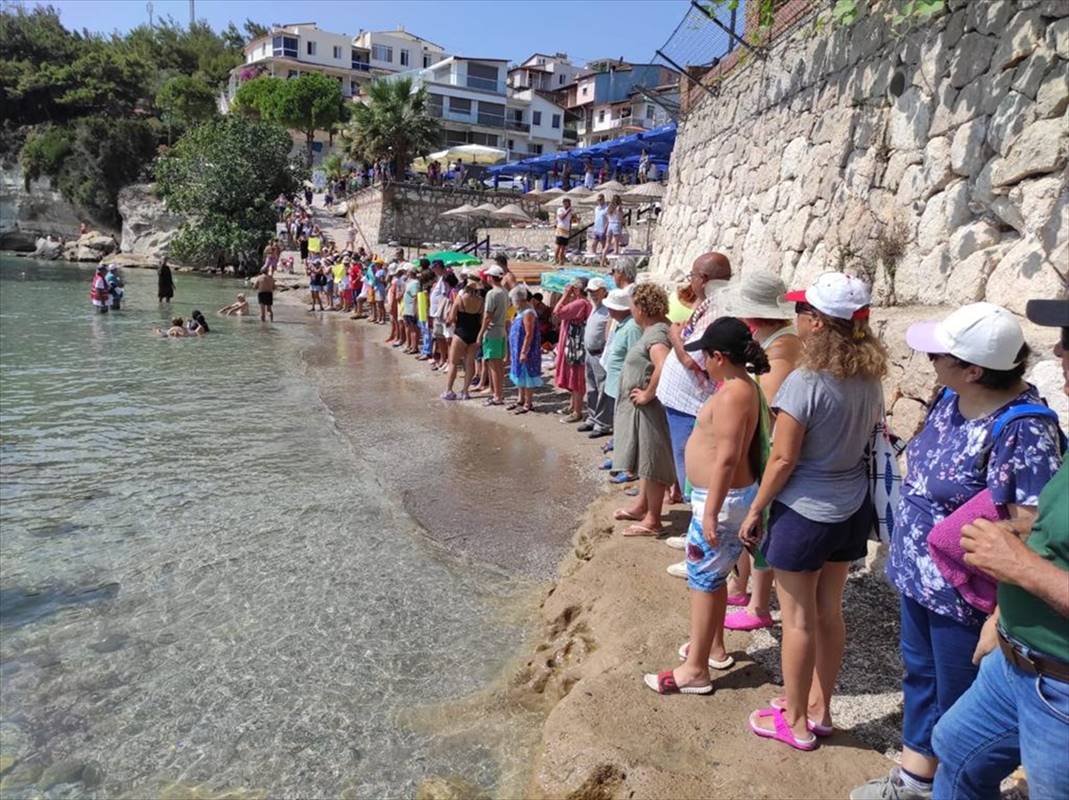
top-left (644, 317), bottom-right (770, 695)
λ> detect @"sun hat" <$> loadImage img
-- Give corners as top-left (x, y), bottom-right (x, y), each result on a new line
top-left (586, 277), bottom-right (608, 293)
top-left (485, 265), bottom-right (505, 278)
top-left (684, 316), bottom-right (755, 354)
top-left (603, 287), bottom-right (632, 311)
top-left (722, 269), bottom-right (792, 319)
top-left (784, 271), bottom-right (871, 320)
top-left (1026, 298), bottom-right (1069, 329)
top-left (906, 302), bottom-right (1025, 370)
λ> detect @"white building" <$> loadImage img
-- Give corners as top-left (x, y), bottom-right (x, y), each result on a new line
top-left (353, 27), bottom-right (449, 74)
top-left (505, 89), bottom-right (568, 158)
top-left (507, 52), bottom-right (581, 92)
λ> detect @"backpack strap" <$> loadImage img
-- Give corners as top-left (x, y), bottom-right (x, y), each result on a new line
top-left (990, 403), bottom-right (1068, 456)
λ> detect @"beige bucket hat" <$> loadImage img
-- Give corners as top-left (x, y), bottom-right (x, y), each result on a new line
top-left (721, 269), bottom-right (793, 319)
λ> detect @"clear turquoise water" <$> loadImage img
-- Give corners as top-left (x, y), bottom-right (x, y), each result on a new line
top-left (0, 257), bottom-right (588, 798)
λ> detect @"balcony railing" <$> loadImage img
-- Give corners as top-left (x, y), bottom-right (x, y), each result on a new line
top-left (464, 76), bottom-right (505, 94)
top-left (563, 128), bottom-right (578, 140)
top-left (351, 61), bottom-right (371, 72)
top-left (506, 119), bottom-right (530, 132)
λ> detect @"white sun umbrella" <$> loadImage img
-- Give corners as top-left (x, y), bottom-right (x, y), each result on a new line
top-left (440, 203), bottom-right (478, 218)
top-left (490, 204), bottom-right (532, 223)
top-left (431, 144), bottom-right (508, 165)
top-left (594, 180), bottom-right (627, 192)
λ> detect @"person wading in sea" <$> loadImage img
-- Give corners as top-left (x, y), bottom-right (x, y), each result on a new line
top-left (158, 260), bottom-right (175, 304)
top-left (251, 267), bottom-right (276, 323)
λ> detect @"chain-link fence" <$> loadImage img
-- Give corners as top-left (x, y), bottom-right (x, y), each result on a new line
top-left (654, 0), bottom-right (819, 117)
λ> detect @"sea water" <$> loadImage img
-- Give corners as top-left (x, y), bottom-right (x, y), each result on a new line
top-left (0, 257), bottom-right (590, 798)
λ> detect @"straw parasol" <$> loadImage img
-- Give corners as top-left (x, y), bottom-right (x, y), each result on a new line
top-left (623, 182), bottom-right (667, 201)
top-left (490, 204), bottom-right (532, 223)
top-left (564, 186), bottom-right (592, 197)
top-left (531, 186), bottom-right (565, 200)
top-left (578, 190), bottom-right (621, 205)
top-left (594, 180), bottom-right (626, 192)
top-left (440, 203), bottom-right (477, 218)
top-left (470, 202), bottom-right (500, 218)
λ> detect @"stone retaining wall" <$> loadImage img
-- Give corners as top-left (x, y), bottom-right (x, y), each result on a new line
top-left (347, 183), bottom-right (543, 247)
top-left (652, 0), bottom-right (1068, 314)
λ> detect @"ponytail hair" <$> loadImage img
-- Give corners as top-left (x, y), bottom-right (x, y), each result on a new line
top-left (742, 338), bottom-right (770, 375)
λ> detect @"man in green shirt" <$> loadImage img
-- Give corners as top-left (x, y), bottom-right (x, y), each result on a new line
top-left (931, 297), bottom-right (1069, 800)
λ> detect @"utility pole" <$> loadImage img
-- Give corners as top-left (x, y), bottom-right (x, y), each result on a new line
top-left (189, 0), bottom-right (195, 27)
top-left (146, 1), bottom-right (154, 27)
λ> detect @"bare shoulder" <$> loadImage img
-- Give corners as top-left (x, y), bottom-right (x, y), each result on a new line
top-left (767, 334), bottom-right (802, 362)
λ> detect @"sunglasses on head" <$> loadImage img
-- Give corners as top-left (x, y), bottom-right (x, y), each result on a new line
top-left (794, 302), bottom-right (817, 316)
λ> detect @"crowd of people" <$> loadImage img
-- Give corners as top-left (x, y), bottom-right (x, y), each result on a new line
top-left (334, 238), bottom-right (1067, 798)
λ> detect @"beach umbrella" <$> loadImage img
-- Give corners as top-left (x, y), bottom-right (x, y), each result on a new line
top-left (424, 250), bottom-right (482, 266)
top-left (470, 202), bottom-right (500, 218)
top-left (623, 182), bottom-right (667, 201)
top-left (430, 144), bottom-right (508, 165)
top-left (440, 203), bottom-right (477, 218)
top-left (594, 180), bottom-right (627, 192)
top-left (532, 186), bottom-right (565, 200)
top-left (578, 190), bottom-right (622, 205)
top-left (490, 204), bottom-right (532, 223)
top-left (565, 186), bottom-right (592, 197)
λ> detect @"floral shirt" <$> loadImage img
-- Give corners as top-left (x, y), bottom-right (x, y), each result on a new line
top-left (887, 385), bottom-right (1063, 627)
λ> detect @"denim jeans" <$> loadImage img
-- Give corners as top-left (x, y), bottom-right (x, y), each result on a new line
top-left (932, 645), bottom-right (1069, 800)
top-left (664, 405), bottom-right (695, 498)
top-left (900, 594), bottom-right (981, 757)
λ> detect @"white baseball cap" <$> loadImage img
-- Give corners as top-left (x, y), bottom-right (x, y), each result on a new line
top-left (485, 265), bottom-right (505, 278)
top-left (785, 271), bottom-right (871, 320)
top-left (603, 287), bottom-right (632, 311)
top-left (906, 302), bottom-right (1025, 370)
top-left (586, 277), bottom-right (608, 293)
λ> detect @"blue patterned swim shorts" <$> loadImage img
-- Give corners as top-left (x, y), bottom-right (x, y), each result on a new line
top-left (686, 483), bottom-right (758, 593)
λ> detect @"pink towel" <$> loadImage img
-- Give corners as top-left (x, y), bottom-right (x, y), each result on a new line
top-left (927, 490), bottom-right (1004, 614)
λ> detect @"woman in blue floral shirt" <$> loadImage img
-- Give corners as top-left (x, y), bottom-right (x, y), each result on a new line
top-left (852, 303), bottom-right (1064, 800)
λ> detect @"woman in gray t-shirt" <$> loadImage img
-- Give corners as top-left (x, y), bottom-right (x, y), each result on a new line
top-left (739, 271), bottom-right (888, 751)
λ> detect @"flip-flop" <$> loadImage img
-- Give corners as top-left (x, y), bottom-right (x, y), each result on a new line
top-left (623, 524), bottom-right (662, 537)
top-left (769, 697), bottom-right (834, 737)
top-left (598, 458), bottom-right (614, 470)
top-left (613, 509), bottom-right (642, 521)
top-left (623, 487), bottom-right (639, 497)
top-left (609, 472), bottom-right (637, 484)
top-left (748, 708), bottom-right (818, 751)
top-left (505, 402), bottom-right (521, 410)
top-left (601, 441), bottom-right (614, 453)
top-left (483, 399), bottom-right (504, 406)
top-left (724, 610), bottom-right (775, 631)
top-left (642, 670), bottom-right (713, 695)
top-left (677, 642), bottom-right (735, 670)
top-left (440, 391), bottom-right (457, 401)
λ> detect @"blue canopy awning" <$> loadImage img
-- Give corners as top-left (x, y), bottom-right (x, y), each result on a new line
top-left (487, 123), bottom-right (677, 177)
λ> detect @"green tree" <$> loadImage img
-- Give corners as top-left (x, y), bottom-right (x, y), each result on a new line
top-left (232, 73), bottom-right (343, 164)
top-left (156, 115), bottom-right (303, 266)
top-left (231, 74), bottom-right (284, 118)
top-left (156, 74), bottom-right (217, 142)
top-left (345, 77), bottom-right (439, 178)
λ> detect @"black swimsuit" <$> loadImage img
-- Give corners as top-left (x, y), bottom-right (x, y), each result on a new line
top-left (455, 310), bottom-right (482, 345)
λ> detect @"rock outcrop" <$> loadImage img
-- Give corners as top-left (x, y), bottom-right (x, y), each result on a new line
top-left (117, 183), bottom-right (182, 265)
top-left (62, 232), bottom-right (119, 262)
top-left (0, 164), bottom-right (85, 248)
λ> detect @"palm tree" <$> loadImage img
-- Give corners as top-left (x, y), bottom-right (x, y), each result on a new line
top-left (345, 77), bottom-right (440, 180)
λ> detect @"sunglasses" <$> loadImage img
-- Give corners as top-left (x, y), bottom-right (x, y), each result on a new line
top-left (794, 302), bottom-right (817, 316)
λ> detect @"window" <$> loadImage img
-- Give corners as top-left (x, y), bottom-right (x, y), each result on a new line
top-left (532, 110), bottom-right (542, 125)
top-left (400, 49), bottom-right (409, 67)
top-left (287, 70), bottom-right (299, 79)
top-left (423, 53), bottom-right (432, 67)
top-left (272, 35), bottom-right (298, 58)
top-left (507, 139), bottom-right (514, 150)
top-left (466, 62), bottom-right (499, 92)
top-left (306, 41), bottom-right (316, 56)
top-left (511, 109), bottom-right (523, 122)
top-left (477, 101), bottom-right (505, 127)
top-left (646, 104), bottom-right (655, 120)
top-left (427, 93), bottom-right (444, 117)
top-left (551, 113), bottom-right (561, 129)
top-left (372, 44), bottom-right (393, 62)
top-left (598, 109), bottom-right (605, 122)
top-left (470, 132), bottom-right (498, 147)
top-left (352, 50), bottom-right (369, 71)
top-left (530, 143), bottom-right (543, 155)
top-left (559, 74), bottom-right (565, 85)
top-left (448, 97), bottom-right (472, 115)
top-left (444, 129), bottom-right (468, 147)
top-left (581, 85), bottom-right (589, 96)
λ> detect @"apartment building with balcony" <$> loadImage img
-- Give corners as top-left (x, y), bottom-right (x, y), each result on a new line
top-left (507, 52), bottom-right (581, 92)
top-left (353, 27), bottom-right (449, 74)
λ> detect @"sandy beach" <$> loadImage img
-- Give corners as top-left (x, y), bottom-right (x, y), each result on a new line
top-left (272, 283), bottom-right (915, 799)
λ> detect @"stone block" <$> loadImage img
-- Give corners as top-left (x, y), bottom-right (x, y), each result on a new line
top-left (917, 191), bottom-right (949, 253)
top-left (889, 87), bottom-right (933, 150)
top-left (918, 28), bottom-right (950, 89)
top-left (896, 162), bottom-right (927, 209)
top-left (986, 90), bottom-right (1036, 156)
top-left (950, 116), bottom-right (989, 177)
top-left (947, 33), bottom-right (997, 88)
top-left (1038, 187), bottom-right (1068, 277)
top-left (992, 10), bottom-right (1044, 70)
top-left (945, 243), bottom-right (1006, 304)
top-left (1049, 16), bottom-right (1069, 58)
top-left (884, 149), bottom-right (924, 190)
top-left (947, 219), bottom-right (1001, 261)
top-left (927, 81), bottom-right (959, 138)
top-left (967, 0), bottom-right (1013, 35)
top-left (1034, 60), bottom-right (1069, 119)
top-left (921, 136), bottom-right (954, 197)
top-left (779, 137), bottom-right (808, 181)
top-left (894, 244), bottom-right (951, 303)
top-left (985, 236), bottom-right (1067, 314)
top-left (1011, 47), bottom-right (1055, 100)
top-left (781, 207), bottom-right (810, 252)
top-left (1008, 175), bottom-right (1066, 239)
top-left (991, 117), bottom-right (1069, 187)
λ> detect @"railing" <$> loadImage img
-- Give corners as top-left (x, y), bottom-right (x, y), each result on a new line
top-left (351, 61), bottom-right (371, 72)
top-left (506, 120), bottom-right (531, 132)
top-left (563, 128), bottom-right (578, 140)
top-left (459, 236), bottom-right (491, 257)
top-left (477, 114), bottom-right (506, 128)
top-left (464, 76), bottom-right (505, 94)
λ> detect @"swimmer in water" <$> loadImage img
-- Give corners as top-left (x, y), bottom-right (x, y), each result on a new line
top-left (219, 293), bottom-right (249, 316)
top-left (154, 317), bottom-right (187, 337)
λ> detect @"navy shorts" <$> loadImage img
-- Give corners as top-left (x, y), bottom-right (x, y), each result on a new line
top-left (761, 497), bottom-right (872, 573)
top-left (403, 314), bottom-right (417, 325)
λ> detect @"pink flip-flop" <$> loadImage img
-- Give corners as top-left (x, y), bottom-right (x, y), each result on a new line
top-left (769, 697), bottom-right (834, 737)
top-left (748, 708), bottom-right (818, 751)
top-left (642, 669), bottom-right (713, 695)
top-left (725, 610), bottom-right (774, 631)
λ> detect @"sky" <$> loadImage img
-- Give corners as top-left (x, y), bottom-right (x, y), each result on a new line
top-left (39, 0), bottom-right (691, 66)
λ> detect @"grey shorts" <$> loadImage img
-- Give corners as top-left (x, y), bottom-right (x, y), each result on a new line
top-left (433, 319), bottom-right (446, 338)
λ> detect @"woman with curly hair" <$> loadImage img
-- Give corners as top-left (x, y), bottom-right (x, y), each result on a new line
top-left (612, 283), bottom-right (676, 536)
top-left (739, 272), bottom-right (888, 750)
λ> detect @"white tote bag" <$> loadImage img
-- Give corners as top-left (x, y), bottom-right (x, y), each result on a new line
top-left (868, 408), bottom-right (904, 544)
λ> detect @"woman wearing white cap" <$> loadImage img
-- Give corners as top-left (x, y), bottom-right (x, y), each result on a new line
top-left (739, 271), bottom-right (888, 751)
top-left (851, 303), bottom-right (1064, 799)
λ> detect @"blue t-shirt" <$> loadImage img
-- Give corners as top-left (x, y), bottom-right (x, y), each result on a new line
top-left (887, 385), bottom-right (1063, 627)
